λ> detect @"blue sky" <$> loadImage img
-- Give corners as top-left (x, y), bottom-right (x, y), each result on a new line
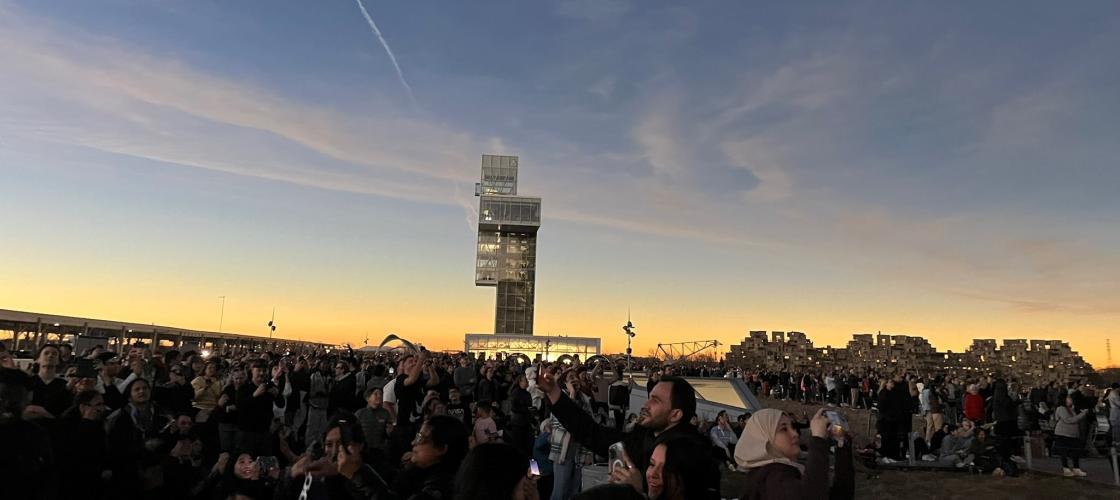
top-left (1, 0), bottom-right (1118, 362)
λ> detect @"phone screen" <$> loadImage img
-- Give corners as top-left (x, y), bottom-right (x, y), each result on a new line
top-left (529, 459), bottom-right (540, 477)
top-left (825, 410), bottom-right (848, 431)
top-left (608, 441), bottom-right (627, 473)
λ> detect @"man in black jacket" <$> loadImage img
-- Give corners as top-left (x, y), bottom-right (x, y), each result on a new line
top-left (539, 367), bottom-right (701, 492)
top-left (153, 364), bottom-right (195, 416)
top-left (0, 368), bottom-right (57, 500)
top-left (236, 360), bottom-right (283, 456)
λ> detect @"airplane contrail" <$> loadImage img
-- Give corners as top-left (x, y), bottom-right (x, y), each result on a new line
top-left (354, 0), bottom-right (418, 108)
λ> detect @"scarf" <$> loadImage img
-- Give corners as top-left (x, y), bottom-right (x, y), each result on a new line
top-left (733, 408), bottom-right (804, 474)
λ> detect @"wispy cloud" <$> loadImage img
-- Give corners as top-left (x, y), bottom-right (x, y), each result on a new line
top-left (353, 0), bottom-right (418, 109)
top-left (721, 136), bottom-right (793, 203)
top-left (3, 0), bottom-right (1118, 328)
top-left (0, 3), bottom-right (474, 193)
top-left (631, 103), bottom-right (687, 179)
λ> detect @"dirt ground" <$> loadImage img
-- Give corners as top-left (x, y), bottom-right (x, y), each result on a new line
top-left (726, 397), bottom-right (1120, 500)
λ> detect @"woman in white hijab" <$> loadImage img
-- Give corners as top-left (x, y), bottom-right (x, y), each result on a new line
top-left (734, 408), bottom-right (854, 500)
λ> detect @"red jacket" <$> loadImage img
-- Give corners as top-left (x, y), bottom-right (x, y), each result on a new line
top-left (964, 393), bottom-right (985, 422)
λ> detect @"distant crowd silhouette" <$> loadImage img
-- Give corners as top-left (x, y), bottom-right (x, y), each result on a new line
top-left (2, 339), bottom-right (1117, 499)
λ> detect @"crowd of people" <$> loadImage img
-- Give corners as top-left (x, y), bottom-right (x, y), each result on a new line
top-left (740, 368), bottom-right (1120, 478)
top-left (0, 341), bottom-right (858, 500)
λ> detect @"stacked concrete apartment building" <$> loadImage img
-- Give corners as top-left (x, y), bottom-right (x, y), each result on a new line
top-left (726, 330), bottom-right (1092, 384)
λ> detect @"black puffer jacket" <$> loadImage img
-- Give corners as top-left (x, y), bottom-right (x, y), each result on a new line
top-left (1017, 398), bottom-right (1039, 431)
top-left (991, 381), bottom-right (1017, 424)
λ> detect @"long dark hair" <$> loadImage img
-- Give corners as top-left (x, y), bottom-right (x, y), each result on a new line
top-left (656, 436), bottom-right (721, 500)
top-left (454, 442), bottom-right (527, 500)
top-left (425, 415), bottom-right (470, 468)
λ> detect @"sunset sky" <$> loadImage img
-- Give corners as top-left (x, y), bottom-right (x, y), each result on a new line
top-left (1, 1), bottom-right (1117, 367)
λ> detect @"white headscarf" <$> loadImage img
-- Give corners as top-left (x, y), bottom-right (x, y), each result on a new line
top-left (734, 408), bottom-right (805, 474)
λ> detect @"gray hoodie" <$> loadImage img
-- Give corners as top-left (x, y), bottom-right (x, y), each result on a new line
top-left (1053, 406), bottom-right (1088, 438)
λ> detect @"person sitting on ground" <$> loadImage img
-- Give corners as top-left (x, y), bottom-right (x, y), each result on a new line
top-left (966, 428), bottom-right (1011, 475)
top-left (735, 413), bottom-right (751, 436)
top-left (735, 408), bottom-right (854, 500)
top-left (937, 420), bottom-right (975, 466)
top-left (921, 423), bottom-right (950, 461)
top-left (710, 410), bottom-right (738, 470)
top-left (647, 436), bottom-right (721, 500)
top-left (454, 442), bottom-right (539, 500)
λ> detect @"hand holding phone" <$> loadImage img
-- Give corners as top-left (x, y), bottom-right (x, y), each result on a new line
top-left (824, 410), bottom-right (849, 436)
top-left (608, 442), bottom-right (629, 473)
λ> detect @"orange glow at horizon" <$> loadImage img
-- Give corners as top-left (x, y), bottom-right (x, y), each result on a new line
top-left (1, 290), bottom-right (1112, 369)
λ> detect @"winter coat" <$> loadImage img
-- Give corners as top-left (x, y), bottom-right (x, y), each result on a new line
top-left (963, 393), bottom-right (985, 422)
top-left (1017, 399), bottom-right (1039, 431)
top-left (991, 382), bottom-right (1016, 424)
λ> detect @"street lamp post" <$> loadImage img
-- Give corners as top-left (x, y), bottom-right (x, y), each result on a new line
top-left (218, 296), bottom-right (226, 333)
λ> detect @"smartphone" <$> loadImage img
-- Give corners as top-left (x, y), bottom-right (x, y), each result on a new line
top-left (529, 459), bottom-right (540, 477)
top-left (825, 410), bottom-right (848, 432)
top-left (608, 441), bottom-right (627, 473)
top-left (255, 456), bottom-right (279, 476)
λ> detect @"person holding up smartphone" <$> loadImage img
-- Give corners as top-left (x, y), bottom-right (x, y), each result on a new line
top-left (235, 360), bottom-right (283, 456)
top-left (537, 363), bottom-right (704, 497)
top-left (735, 408), bottom-right (854, 500)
